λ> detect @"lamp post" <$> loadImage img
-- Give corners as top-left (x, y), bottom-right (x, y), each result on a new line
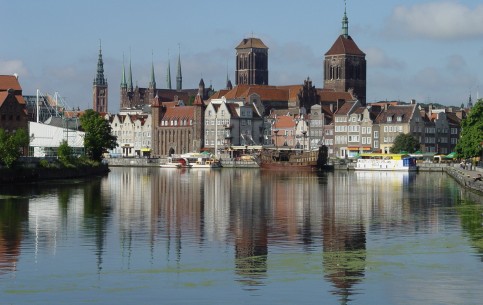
top-left (274, 130), bottom-right (279, 148)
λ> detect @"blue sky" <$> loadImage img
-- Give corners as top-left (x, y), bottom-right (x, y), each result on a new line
top-left (1, 0), bottom-right (483, 112)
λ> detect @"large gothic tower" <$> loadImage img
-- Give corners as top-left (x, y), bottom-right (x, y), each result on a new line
top-left (93, 43), bottom-right (108, 113)
top-left (323, 6), bottom-right (366, 105)
top-left (235, 38), bottom-right (269, 86)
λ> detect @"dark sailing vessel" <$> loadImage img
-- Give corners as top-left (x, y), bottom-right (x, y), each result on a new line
top-left (258, 145), bottom-right (329, 170)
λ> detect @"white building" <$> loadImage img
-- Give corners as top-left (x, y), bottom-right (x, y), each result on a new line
top-left (29, 121), bottom-right (85, 157)
top-left (107, 113), bottom-right (151, 157)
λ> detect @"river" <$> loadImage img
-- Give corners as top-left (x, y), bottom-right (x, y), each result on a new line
top-left (1, 168), bottom-right (482, 304)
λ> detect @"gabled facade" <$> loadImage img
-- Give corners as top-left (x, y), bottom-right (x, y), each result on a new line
top-left (107, 113), bottom-right (151, 157)
top-left (0, 75), bottom-right (28, 133)
top-left (151, 94), bottom-right (204, 157)
top-left (205, 95), bottom-right (264, 152)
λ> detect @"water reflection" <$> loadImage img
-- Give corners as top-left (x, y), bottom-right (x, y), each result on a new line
top-left (0, 168), bottom-right (482, 304)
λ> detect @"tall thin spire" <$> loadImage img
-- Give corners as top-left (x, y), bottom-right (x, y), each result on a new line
top-left (166, 51), bottom-right (172, 89)
top-left (128, 51), bottom-right (133, 92)
top-left (149, 51), bottom-right (156, 89)
top-left (94, 40), bottom-right (107, 85)
top-left (342, 0), bottom-right (349, 38)
top-left (176, 44), bottom-right (182, 91)
top-left (121, 53), bottom-right (127, 88)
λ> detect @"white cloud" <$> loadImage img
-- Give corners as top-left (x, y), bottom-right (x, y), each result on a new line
top-left (385, 1), bottom-right (483, 40)
top-left (366, 47), bottom-right (405, 69)
top-left (0, 59), bottom-right (29, 77)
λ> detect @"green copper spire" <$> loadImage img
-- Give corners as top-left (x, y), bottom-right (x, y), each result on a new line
top-left (94, 40), bottom-right (107, 86)
top-left (176, 45), bottom-right (182, 91)
top-left (342, 0), bottom-right (349, 38)
top-left (121, 54), bottom-right (127, 88)
top-left (166, 52), bottom-right (172, 90)
top-left (149, 52), bottom-right (156, 89)
top-left (128, 54), bottom-right (133, 92)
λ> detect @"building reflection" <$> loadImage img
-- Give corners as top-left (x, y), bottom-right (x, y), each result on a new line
top-left (0, 197), bottom-right (28, 276)
top-left (228, 169), bottom-right (268, 288)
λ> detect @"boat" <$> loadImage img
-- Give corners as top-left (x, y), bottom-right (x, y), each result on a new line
top-left (355, 153), bottom-right (417, 171)
top-left (179, 153), bottom-right (221, 168)
top-left (258, 146), bottom-right (328, 170)
top-left (160, 156), bottom-right (192, 168)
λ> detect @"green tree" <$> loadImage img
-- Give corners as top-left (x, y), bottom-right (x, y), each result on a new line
top-left (390, 133), bottom-right (420, 154)
top-left (80, 109), bottom-right (117, 161)
top-left (0, 128), bottom-right (29, 168)
top-left (456, 99), bottom-right (483, 159)
top-left (57, 140), bottom-right (73, 165)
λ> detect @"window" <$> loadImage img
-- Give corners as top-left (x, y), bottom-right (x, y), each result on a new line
top-left (387, 116), bottom-right (392, 122)
top-left (397, 116), bottom-right (402, 122)
top-left (374, 131), bottom-right (379, 139)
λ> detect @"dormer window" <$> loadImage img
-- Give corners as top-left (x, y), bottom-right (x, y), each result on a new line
top-left (397, 116), bottom-right (402, 122)
top-left (387, 116), bottom-right (392, 122)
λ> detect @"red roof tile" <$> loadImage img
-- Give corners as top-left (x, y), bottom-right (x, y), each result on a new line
top-left (0, 75), bottom-right (22, 91)
top-left (325, 35), bottom-right (365, 56)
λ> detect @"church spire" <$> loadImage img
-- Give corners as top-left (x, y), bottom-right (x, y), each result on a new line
top-left (149, 52), bottom-right (156, 89)
top-left (342, 0), bottom-right (349, 38)
top-left (94, 40), bottom-right (107, 86)
top-left (166, 51), bottom-right (172, 89)
top-left (128, 54), bottom-right (133, 92)
top-left (176, 44), bottom-right (182, 91)
top-left (121, 54), bottom-right (127, 88)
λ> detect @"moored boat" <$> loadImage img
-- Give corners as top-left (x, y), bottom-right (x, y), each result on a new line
top-left (179, 153), bottom-right (221, 168)
top-left (355, 153), bottom-right (417, 171)
top-left (258, 146), bottom-right (328, 170)
top-left (160, 156), bottom-right (192, 168)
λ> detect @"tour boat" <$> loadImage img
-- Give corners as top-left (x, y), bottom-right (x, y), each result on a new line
top-left (258, 146), bottom-right (328, 170)
top-left (355, 153), bottom-right (417, 171)
top-left (179, 153), bottom-right (221, 168)
top-left (160, 156), bottom-right (192, 168)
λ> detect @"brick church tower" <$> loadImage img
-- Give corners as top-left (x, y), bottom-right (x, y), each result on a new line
top-left (235, 37), bottom-right (269, 86)
top-left (323, 5), bottom-right (366, 105)
top-left (93, 42), bottom-right (108, 113)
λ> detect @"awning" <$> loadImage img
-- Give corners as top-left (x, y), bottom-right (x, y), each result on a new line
top-left (141, 148), bottom-right (151, 152)
top-left (444, 152), bottom-right (457, 159)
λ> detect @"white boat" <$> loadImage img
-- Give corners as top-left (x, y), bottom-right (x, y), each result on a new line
top-left (355, 153), bottom-right (417, 171)
top-left (180, 153), bottom-right (221, 168)
top-left (160, 156), bottom-right (192, 168)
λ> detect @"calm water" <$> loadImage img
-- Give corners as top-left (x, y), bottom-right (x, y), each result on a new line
top-left (1, 168), bottom-right (483, 305)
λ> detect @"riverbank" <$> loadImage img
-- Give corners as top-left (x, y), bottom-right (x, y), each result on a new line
top-left (444, 165), bottom-right (483, 194)
top-left (0, 164), bottom-right (109, 183)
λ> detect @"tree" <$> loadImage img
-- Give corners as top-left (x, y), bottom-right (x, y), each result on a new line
top-left (57, 140), bottom-right (73, 165)
top-left (80, 109), bottom-right (117, 161)
top-left (390, 133), bottom-right (420, 154)
top-left (0, 128), bottom-right (29, 168)
top-left (456, 99), bottom-right (483, 159)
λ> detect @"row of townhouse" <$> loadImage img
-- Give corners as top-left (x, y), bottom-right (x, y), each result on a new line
top-left (105, 112), bottom-right (152, 157)
top-left (204, 94), bottom-right (265, 151)
top-left (319, 101), bottom-right (463, 158)
top-left (103, 95), bottom-right (464, 159)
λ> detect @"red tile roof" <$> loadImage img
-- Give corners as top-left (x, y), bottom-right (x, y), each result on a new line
top-left (325, 35), bottom-right (365, 56)
top-left (236, 38), bottom-right (268, 49)
top-left (0, 75), bottom-right (22, 91)
top-left (274, 115), bottom-right (295, 129)
top-left (162, 106), bottom-right (195, 121)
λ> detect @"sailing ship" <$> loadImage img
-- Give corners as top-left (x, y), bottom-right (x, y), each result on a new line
top-left (258, 145), bottom-right (328, 170)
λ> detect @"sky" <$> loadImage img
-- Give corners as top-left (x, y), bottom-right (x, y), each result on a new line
top-left (1, 0), bottom-right (483, 113)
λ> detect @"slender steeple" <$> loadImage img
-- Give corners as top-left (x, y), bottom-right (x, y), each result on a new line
top-left (93, 40), bottom-right (108, 113)
top-left (121, 54), bottom-right (127, 88)
top-left (468, 93), bottom-right (473, 108)
top-left (149, 53), bottom-right (156, 89)
top-left (94, 40), bottom-right (107, 86)
top-left (342, 0), bottom-right (349, 38)
top-left (128, 54), bottom-right (134, 92)
top-left (166, 51), bottom-right (172, 90)
top-left (176, 44), bottom-right (182, 91)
